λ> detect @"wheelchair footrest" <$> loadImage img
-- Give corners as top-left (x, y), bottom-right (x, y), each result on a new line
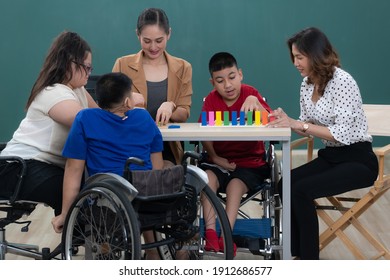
top-left (200, 218), bottom-right (272, 239)
top-left (233, 218), bottom-right (272, 239)
top-left (233, 236), bottom-right (266, 255)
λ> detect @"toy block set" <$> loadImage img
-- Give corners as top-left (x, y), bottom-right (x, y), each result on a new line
top-left (200, 111), bottom-right (273, 126)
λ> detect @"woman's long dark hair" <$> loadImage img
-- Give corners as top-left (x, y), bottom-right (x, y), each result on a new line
top-left (287, 27), bottom-right (340, 96)
top-left (26, 31), bottom-right (91, 109)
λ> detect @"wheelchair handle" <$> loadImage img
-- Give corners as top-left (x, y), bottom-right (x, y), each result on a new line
top-left (0, 156), bottom-right (27, 204)
top-left (125, 157), bottom-right (145, 171)
top-left (124, 151), bottom-right (201, 172)
top-left (182, 151), bottom-right (202, 165)
top-left (181, 151), bottom-right (202, 174)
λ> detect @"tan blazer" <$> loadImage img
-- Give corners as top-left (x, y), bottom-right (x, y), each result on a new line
top-left (112, 50), bottom-right (193, 164)
top-left (112, 50), bottom-right (192, 117)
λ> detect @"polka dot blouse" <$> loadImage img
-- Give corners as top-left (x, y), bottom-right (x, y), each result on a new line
top-left (299, 67), bottom-right (372, 147)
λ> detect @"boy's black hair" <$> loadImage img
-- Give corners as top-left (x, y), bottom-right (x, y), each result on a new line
top-left (208, 52), bottom-right (238, 76)
top-left (95, 72), bottom-right (132, 109)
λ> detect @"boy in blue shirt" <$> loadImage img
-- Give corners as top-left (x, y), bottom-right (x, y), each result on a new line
top-left (52, 72), bottom-right (164, 258)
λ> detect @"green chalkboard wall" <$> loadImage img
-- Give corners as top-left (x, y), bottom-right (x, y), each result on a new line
top-left (1, 0), bottom-right (389, 147)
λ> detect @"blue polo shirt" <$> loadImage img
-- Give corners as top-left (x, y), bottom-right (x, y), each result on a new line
top-left (63, 108), bottom-right (163, 176)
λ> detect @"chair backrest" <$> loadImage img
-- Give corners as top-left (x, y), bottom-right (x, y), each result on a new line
top-left (85, 75), bottom-right (100, 100)
top-left (362, 104), bottom-right (390, 137)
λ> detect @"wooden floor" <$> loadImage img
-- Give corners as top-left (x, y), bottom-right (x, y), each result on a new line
top-left (2, 151), bottom-right (390, 260)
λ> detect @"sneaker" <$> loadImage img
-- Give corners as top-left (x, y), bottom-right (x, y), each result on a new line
top-left (218, 237), bottom-right (237, 257)
top-left (204, 229), bottom-right (219, 252)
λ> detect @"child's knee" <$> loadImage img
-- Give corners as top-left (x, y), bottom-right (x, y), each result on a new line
top-left (226, 179), bottom-right (248, 194)
top-left (206, 170), bottom-right (219, 190)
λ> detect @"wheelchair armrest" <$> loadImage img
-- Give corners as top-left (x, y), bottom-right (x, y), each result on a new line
top-left (85, 172), bottom-right (138, 200)
top-left (0, 155), bottom-right (27, 204)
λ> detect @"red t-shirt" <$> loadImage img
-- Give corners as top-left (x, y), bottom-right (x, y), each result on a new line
top-left (198, 84), bottom-right (271, 168)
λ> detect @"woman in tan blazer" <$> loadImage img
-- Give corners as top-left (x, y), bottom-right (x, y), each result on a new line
top-left (112, 8), bottom-right (192, 167)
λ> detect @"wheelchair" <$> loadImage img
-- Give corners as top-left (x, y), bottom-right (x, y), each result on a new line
top-left (191, 140), bottom-right (283, 260)
top-left (1, 144), bottom-right (233, 260)
top-left (62, 151), bottom-right (235, 260)
top-left (0, 143), bottom-right (61, 260)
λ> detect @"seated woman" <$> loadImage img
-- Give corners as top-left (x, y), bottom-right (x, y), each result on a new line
top-left (269, 27), bottom-right (378, 260)
top-left (51, 72), bottom-right (164, 259)
top-left (0, 31), bottom-right (98, 216)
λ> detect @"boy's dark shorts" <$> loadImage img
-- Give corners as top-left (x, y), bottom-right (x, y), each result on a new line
top-left (200, 163), bottom-right (270, 193)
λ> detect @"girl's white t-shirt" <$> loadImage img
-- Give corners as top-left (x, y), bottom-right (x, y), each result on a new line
top-left (1, 84), bottom-right (88, 168)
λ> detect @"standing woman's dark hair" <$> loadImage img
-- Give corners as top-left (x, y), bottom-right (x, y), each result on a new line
top-left (136, 8), bottom-right (170, 35)
top-left (287, 27), bottom-right (340, 96)
top-left (26, 31), bottom-right (91, 109)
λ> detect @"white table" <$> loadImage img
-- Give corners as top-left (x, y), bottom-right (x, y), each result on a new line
top-left (160, 123), bottom-right (292, 259)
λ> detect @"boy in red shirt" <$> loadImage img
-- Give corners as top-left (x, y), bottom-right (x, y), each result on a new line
top-left (199, 52), bottom-right (271, 255)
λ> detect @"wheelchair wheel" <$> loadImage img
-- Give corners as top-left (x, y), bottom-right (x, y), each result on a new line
top-left (156, 184), bottom-right (234, 260)
top-left (62, 182), bottom-right (141, 260)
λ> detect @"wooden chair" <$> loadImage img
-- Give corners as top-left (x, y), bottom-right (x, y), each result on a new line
top-left (291, 104), bottom-right (390, 259)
